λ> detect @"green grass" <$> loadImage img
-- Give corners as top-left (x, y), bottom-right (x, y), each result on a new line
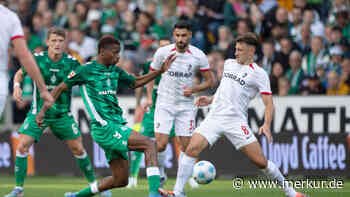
top-left (0, 176), bottom-right (349, 197)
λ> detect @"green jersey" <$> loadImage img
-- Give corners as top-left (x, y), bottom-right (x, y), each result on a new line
top-left (22, 51), bottom-right (81, 118)
top-left (64, 60), bottom-right (136, 126)
top-left (142, 61), bottom-right (160, 108)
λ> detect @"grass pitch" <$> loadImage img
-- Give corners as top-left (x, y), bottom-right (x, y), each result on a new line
top-left (0, 175), bottom-right (349, 197)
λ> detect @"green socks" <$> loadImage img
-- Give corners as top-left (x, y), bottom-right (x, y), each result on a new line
top-left (76, 182), bottom-right (99, 197)
top-left (146, 167), bottom-right (161, 195)
top-left (75, 152), bottom-right (96, 183)
top-left (130, 151), bottom-right (143, 177)
top-left (15, 152), bottom-right (28, 187)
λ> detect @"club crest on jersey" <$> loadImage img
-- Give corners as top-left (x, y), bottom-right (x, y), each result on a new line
top-left (68, 71), bottom-right (76, 79)
top-left (242, 73), bottom-right (248, 78)
top-left (223, 72), bottom-right (246, 86)
top-left (51, 74), bottom-right (57, 83)
top-left (188, 64), bottom-right (192, 72)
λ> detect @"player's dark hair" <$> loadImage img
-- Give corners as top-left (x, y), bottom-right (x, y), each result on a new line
top-left (47, 27), bottom-right (66, 39)
top-left (173, 20), bottom-right (192, 31)
top-left (236, 32), bottom-right (259, 48)
top-left (98, 35), bottom-right (120, 53)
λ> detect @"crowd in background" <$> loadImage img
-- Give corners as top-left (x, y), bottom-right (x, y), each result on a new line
top-left (5, 0), bottom-right (350, 114)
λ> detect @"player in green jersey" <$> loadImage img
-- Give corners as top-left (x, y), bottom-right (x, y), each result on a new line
top-left (5, 28), bottom-right (111, 197)
top-left (36, 35), bottom-right (175, 197)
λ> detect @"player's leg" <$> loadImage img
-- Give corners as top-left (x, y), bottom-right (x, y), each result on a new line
top-left (65, 137), bottom-right (96, 184)
top-left (154, 106), bottom-right (173, 183)
top-left (240, 141), bottom-right (306, 197)
top-left (164, 116), bottom-right (220, 197)
top-left (5, 115), bottom-right (44, 197)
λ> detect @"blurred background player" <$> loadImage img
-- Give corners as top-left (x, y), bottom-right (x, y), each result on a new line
top-left (160, 33), bottom-right (307, 197)
top-left (0, 0), bottom-right (53, 119)
top-left (36, 35), bottom-right (175, 197)
top-left (5, 27), bottom-right (111, 197)
top-left (128, 37), bottom-right (199, 189)
top-left (150, 20), bottom-right (213, 189)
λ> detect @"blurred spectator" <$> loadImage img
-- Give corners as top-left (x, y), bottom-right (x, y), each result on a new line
top-left (17, 0), bottom-right (32, 26)
top-left (69, 28), bottom-right (97, 62)
top-left (53, 0), bottom-right (68, 27)
top-left (285, 50), bottom-right (305, 94)
top-left (116, 11), bottom-right (139, 59)
top-left (334, 10), bottom-right (350, 42)
top-left (328, 0), bottom-right (348, 24)
top-left (270, 61), bottom-right (284, 94)
top-left (329, 25), bottom-right (345, 46)
top-left (302, 35), bottom-right (330, 75)
top-left (31, 12), bottom-right (45, 40)
top-left (276, 36), bottom-right (296, 71)
top-left (326, 45), bottom-right (344, 74)
top-left (67, 13), bottom-right (81, 29)
top-left (340, 57), bottom-right (350, 87)
top-left (23, 25), bottom-right (43, 52)
top-left (289, 7), bottom-right (303, 40)
top-left (249, 4), bottom-right (264, 35)
top-left (278, 77), bottom-right (290, 96)
top-left (74, 0), bottom-right (89, 28)
top-left (36, 0), bottom-right (49, 15)
top-left (295, 23), bottom-right (312, 54)
top-left (303, 8), bottom-right (325, 37)
top-left (326, 70), bottom-right (350, 95)
top-left (300, 74), bottom-right (326, 95)
top-left (85, 9), bottom-right (102, 39)
top-left (199, 0), bottom-right (225, 41)
top-left (160, 3), bottom-right (177, 37)
top-left (261, 39), bottom-right (276, 75)
top-left (213, 25), bottom-right (233, 52)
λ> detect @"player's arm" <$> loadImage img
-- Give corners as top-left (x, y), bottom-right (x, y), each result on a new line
top-left (130, 54), bottom-right (176, 88)
top-left (145, 79), bottom-right (154, 108)
top-left (12, 69), bottom-right (25, 104)
top-left (184, 70), bottom-right (213, 97)
top-left (12, 38), bottom-right (54, 107)
top-left (195, 95), bottom-right (214, 107)
top-left (258, 94), bottom-right (274, 142)
top-left (35, 82), bottom-right (69, 126)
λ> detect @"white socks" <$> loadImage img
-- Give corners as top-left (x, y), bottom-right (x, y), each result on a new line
top-left (261, 160), bottom-right (296, 197)
top-left (174, 154), bottom-right (196, 194)
top-left (157, 151), bottom-right (167, 178)
top-left (89, 181), bottom-right (99, 194)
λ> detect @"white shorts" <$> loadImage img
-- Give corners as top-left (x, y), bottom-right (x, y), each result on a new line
top-left (0, 95), bottom-right (7, 118)
top-left (195, 115), bottom-right (257, 149)
top-left (154, 105), bottom-right (197, 137)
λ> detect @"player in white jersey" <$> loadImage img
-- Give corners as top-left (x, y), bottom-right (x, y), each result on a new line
top-left (150, 21), bottom-right (213, 186)
top-left (159, 33), bottom-right (308, 197)
top-left (0, 1), bottom-right (53, 118)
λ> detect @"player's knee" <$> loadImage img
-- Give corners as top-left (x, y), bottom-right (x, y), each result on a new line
top-left (157, 141), bottom-right (167, 152)
top-left (70, 145), bottom-right (85, 156)
top-left (17, 143), bottom-right (29, 155)
top-left (112, 176), bottom-right (128, 188)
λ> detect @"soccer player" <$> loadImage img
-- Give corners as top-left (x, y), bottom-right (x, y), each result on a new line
top-left (150, 20), bottom-right (213, 187)
top-left (5, 27), bottom-right (111, 197)
top-left (160, 33), bottom-right (308, 197)
top-left (0, 0), bottom-right (53, 118)
top-left (36, 35), bottom-right (175, 197)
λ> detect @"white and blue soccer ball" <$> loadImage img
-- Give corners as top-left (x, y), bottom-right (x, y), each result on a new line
top-left (192, 160), bottom-right (216, 184)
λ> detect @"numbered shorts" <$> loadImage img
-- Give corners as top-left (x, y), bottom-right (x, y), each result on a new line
top-left (19, 113), bottom-right (81, 142)
top-left (154, 105), bottom-right (196, 137)
top-left (195, 116), bottom-right (257, 149)
top-left (141, 107), bottom-right (175, 138)
top-left (91, 122), bottom-right (132, 163)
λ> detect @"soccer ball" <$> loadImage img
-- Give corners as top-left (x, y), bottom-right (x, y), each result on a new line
top-left (192, 160), bottom-right (216, 184)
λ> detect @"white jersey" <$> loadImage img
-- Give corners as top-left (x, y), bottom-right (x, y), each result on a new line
top-left (0, 5), bottom-right (24, 95)
top-left (209, 59), bottom-right (272, 124)
top-left (151, 43), bottom-right (209, 106)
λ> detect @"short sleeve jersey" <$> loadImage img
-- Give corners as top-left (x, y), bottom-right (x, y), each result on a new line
top-left (64, 60), bottom-right (136, 125)
top-left (0, 5), bottom-right (24, 95)
top-left (22, 51), bottom-right (81, 117)
top-left (142, 61), bottom-right (160, 108)
top-left (209, 59), bottom-right (272, 123)
top-left (150, 44), bottom-right (209, 105)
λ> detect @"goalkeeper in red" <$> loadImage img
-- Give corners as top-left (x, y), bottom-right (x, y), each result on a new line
top-left (36, 35), bottom-right (175, 197)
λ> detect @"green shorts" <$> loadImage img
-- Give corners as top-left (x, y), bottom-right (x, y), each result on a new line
top-left (91, 122), bottom-right (132, 163)
top-left (19, 113), bottom-right (81, 142)
top-left (141, 108), bottom-right (175, 138)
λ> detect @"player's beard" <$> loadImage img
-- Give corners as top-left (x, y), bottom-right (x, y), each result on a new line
top-left (176, 41), bottom-right (188, 50)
